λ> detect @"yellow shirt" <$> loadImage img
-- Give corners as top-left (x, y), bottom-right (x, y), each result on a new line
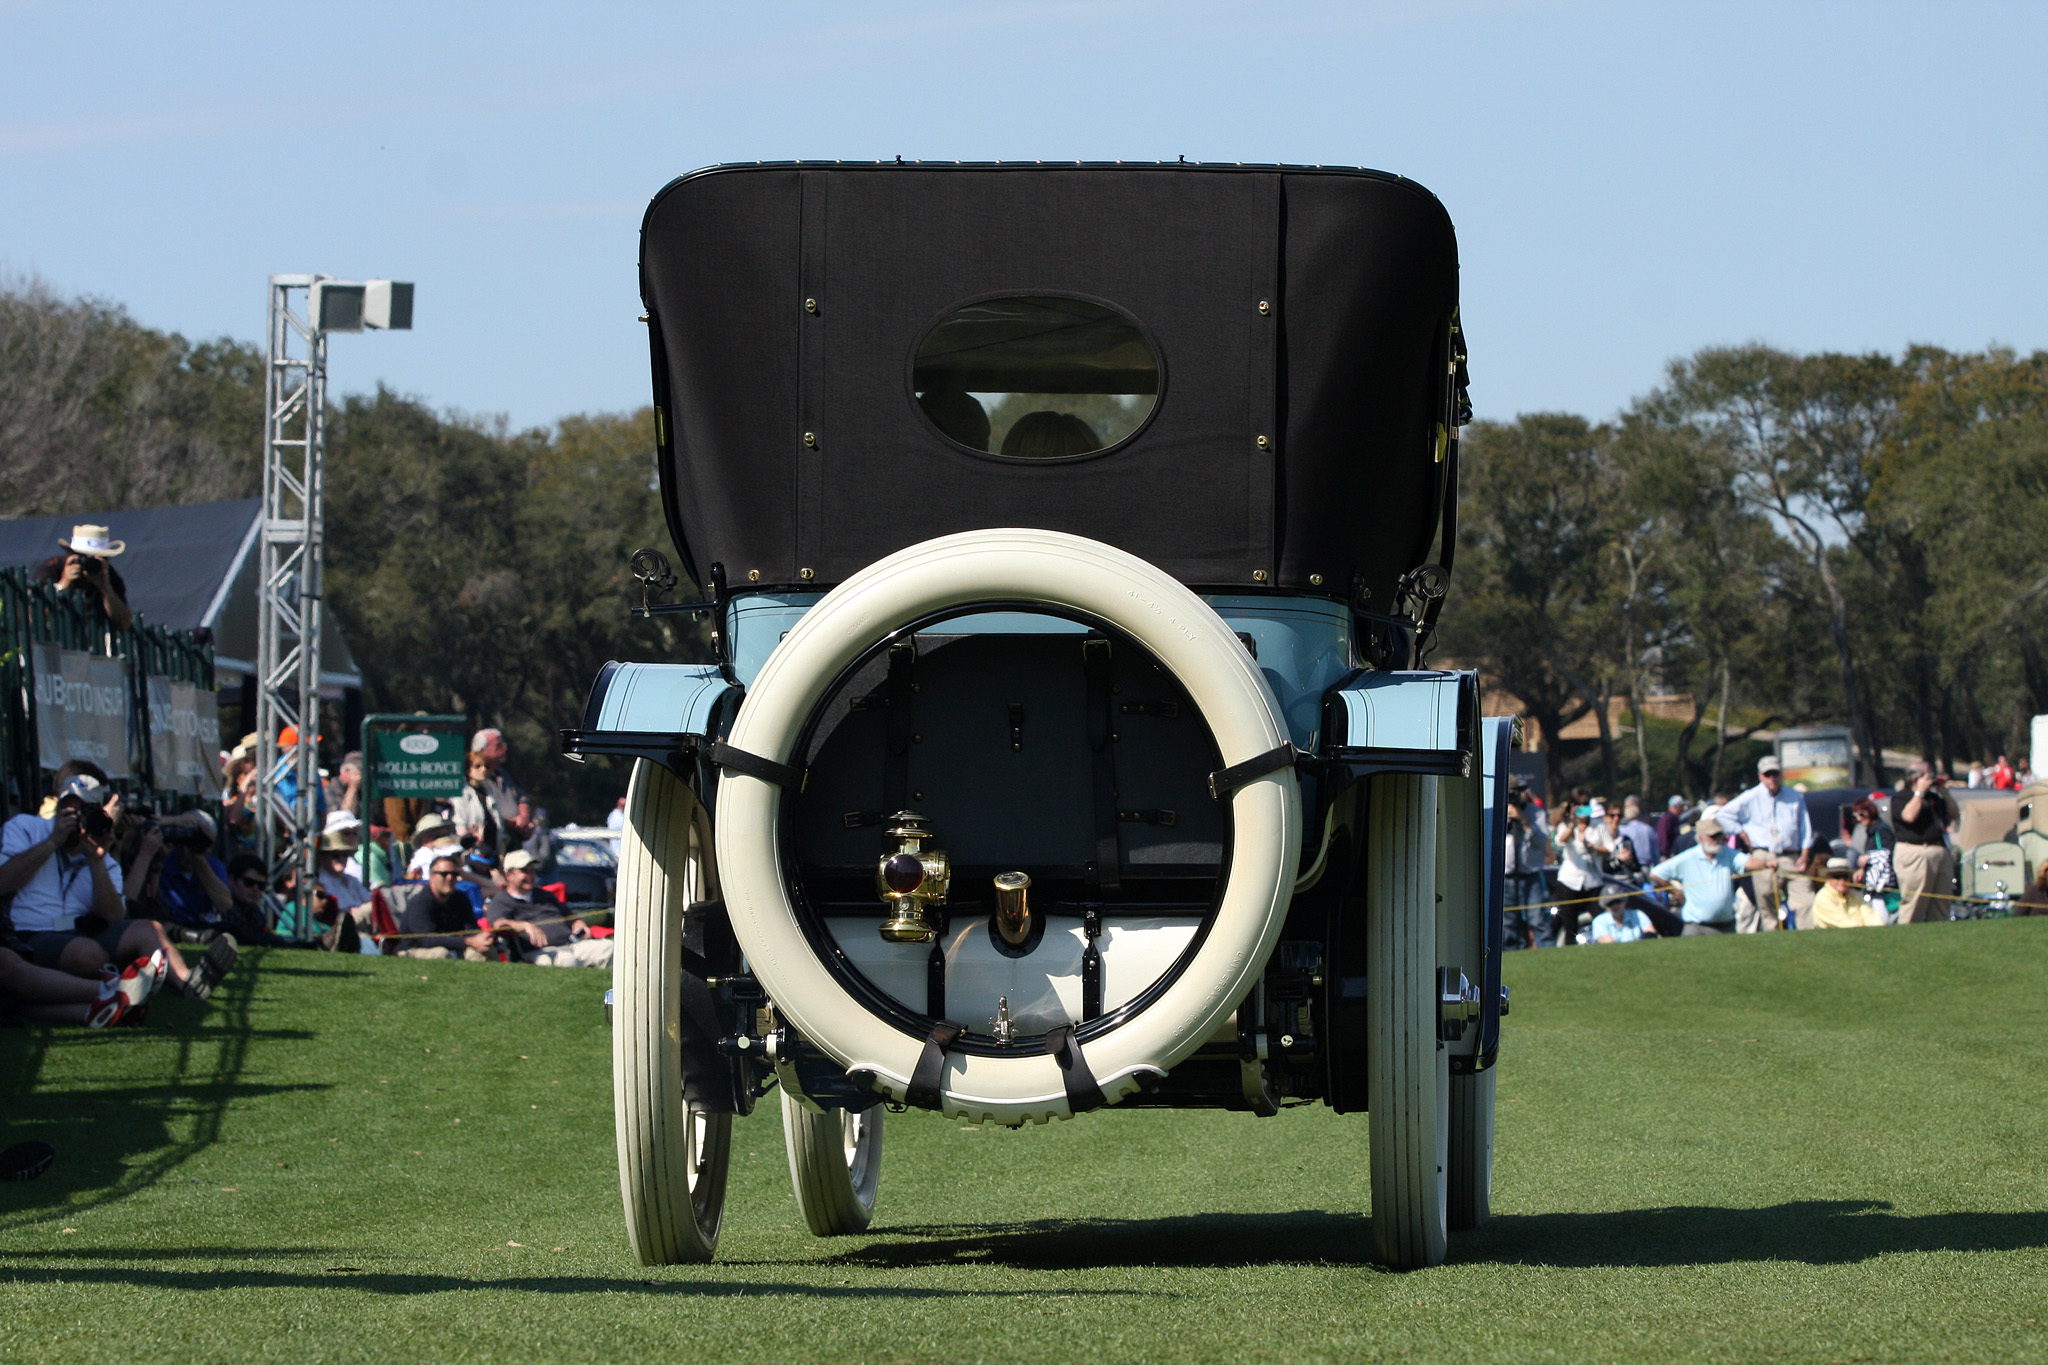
top-left (1812, 882), bottom-right (1885, 928)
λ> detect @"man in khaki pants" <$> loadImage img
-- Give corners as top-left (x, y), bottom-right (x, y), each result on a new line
top-left (1892, 761), bottom-right (1958, 924)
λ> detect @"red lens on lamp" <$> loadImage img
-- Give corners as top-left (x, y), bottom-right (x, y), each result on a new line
top-left (883, 853), bottom-right (925, 893)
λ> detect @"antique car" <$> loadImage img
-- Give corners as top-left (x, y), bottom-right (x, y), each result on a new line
top-left (562, 161), bottom-right (1511, 1271)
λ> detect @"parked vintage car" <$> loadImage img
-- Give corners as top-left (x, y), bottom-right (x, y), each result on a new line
top-left (562, 161), bottom-right (1511, 1271)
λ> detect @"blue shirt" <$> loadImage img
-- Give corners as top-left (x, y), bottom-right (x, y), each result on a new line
top-left (1719, 782), bottom-right (1812, 856)
top-left (1651, 844), bottom-right (1747, 924)
top-left (1589, 907), bottom-right (1652, 942)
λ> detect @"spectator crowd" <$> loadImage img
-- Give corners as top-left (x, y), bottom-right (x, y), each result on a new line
top-left (1500, 751), bottom-right (2048, 947)
top-left (0, 724), bottom-right (615, 1030)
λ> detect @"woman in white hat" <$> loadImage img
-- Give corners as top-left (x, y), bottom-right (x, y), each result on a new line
top-left (34, 525), bottom-right (132, 631)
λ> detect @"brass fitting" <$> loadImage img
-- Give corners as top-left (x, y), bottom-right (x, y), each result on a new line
top-left (875, 811), bottom-right (950, 943)
top-left (992, 871), bottom-right (1032, 947)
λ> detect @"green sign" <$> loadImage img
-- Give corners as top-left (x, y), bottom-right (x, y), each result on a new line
top-left (371, 729), bottom-right (465, 797)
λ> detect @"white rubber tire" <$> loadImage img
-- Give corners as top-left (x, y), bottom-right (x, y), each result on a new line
top-left (1368, 773), bottom-right (1449, 1270)
top-left (782, 1091), bottom-right (883, 1235)
top-left (1448, 1067), bottom-right (1495, 1230)
top-left (716, 528), bottom-right (1301, 1125)
top-left (614, 759), bottom-right (733, 1264)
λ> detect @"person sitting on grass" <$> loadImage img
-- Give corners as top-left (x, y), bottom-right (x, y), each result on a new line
top-left (397, 856), bottom-right (495, 961)
top-left (1588, 901), bottom-right (1655, 943)
top-left (1646, 817), bottom-right (1773, 936)
top-left (0, 943), bottom-right (166, 1027)
top-left (1811, 856), bottom-right (1886, 928)
top-left (487, 850), bottom-right (612, 968)
top-left (0, 765), bottom-right (236, 1000)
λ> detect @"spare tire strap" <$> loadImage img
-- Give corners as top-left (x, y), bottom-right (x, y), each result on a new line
top-left (1209, 741), bottom-right (1298, 800)
top-left (1044, 1024), bottom-right (1105, 1113)
top-left (708, 740), bottom-right (806, 791)
top-left (904, 1021), bottom-right (963, 1110)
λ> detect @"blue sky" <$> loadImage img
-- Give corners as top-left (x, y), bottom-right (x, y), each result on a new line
top-left (2, 1), bottom-right (2042, 431)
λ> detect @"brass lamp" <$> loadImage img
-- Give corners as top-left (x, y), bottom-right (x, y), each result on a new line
top-left (876, 811), bottom-right (951, 943)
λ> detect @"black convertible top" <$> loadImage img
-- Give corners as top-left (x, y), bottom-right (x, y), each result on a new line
top-left (641, 161), bottom-right (1466, 603)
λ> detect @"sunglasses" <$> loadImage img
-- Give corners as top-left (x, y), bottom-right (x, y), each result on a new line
top-left (234, 874), bottom-right (266, 887)
top-left (429, 868), bottom-right (458, 878)
top-left (1699, 832), bottom-right (1724, 842)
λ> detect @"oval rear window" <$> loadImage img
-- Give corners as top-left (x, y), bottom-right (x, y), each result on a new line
top-left (913, 295), bottom-right (1160, 458)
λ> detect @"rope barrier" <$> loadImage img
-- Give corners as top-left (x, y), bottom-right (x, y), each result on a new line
top-left (1505, 865), bottom-right (2022, 914)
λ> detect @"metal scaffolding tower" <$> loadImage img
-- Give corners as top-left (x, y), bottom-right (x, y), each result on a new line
top-left (256, 275), bottom-right (411, 939)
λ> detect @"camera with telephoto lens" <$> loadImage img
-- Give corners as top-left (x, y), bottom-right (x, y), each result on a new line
top-left (127, 799), bottom-right (214, 852)
top-left (55, 794), bottom-right (113, 844)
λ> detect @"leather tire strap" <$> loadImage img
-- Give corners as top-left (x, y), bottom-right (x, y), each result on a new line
top-left (707, 740), bottom-right (806, 791)
top-left (1044, 1023), bottom-right (1106, 1113)
top-left (903, 1021), bottom-right (963, 1110)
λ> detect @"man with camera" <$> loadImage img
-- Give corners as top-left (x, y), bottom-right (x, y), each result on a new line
top-left (0, 765), bottom-right (235, 998)
top-left (1893, 759), bottom-right (1959, 924)
top-left (33, 524), bottom-right (134, 632)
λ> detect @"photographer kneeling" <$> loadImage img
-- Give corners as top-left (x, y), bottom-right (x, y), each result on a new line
top-left (0, 766), bottom-right (236, 1000)
top-left (120, 805), bottom-right (233, 940)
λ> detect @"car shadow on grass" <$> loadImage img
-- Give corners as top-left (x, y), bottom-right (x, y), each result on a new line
top-left (0, 1260), bottom-right (1157, 1300)
top-left (804, 1202), bottom-right (2048, 1272)
top-left (1465, 1201), bottom-right (2048, 1267)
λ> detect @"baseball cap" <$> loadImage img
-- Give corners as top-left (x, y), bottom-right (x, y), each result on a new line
top-left (503, 850), bottom-right (538, 871)
top-left (1757, 755), bottom-right (1782, 774)
top-left (57, 774), bottom-right (109, 806)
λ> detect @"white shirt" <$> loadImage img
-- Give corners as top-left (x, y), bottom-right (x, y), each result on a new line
top-left (0, 813), bottom-right (124, 933)
top-left (1554, 827), bottom-right (1603, 892)
top-left (1719, 781), bottom-right (1813, 856)
top-left (407, 842), bottom-right (463, 880)
top-left (605, 806), bottom-right (625, 830)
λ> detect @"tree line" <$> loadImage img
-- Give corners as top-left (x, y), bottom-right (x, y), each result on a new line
top-left (1440, 344), bottom-right (2048, 803)
top-left (0, 278), bottom-right (688, 823)
top-left (5, 278), bottom-right (2044, 815)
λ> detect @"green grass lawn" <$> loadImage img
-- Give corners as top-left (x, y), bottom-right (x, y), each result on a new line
top-left (4, 922), bottom-right (2046, 1364)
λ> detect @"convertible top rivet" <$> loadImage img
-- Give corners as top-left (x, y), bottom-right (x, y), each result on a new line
top-left (1257, 299), bottom-right (1271, 315)
top-left (799, 567), bottom-right (815, 580)
top-left (1255, 434), bottom-right (1270, 450)
top-left (747, 569), bottom-right (761, 582)
top-left (804, 297), bottom-right (819, 314)
top-left (1253, 569), bottom-right (1269, 582)
top-left (1309, 573), bottom-right (1323, 586)
top-left (803, 431), bottom-right (818, 448)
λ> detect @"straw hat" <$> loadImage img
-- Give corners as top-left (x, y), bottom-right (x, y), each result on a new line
top-left (411, 812), bottom-right (455, 843)
top-left (58, 524), bottom-right (125, 557)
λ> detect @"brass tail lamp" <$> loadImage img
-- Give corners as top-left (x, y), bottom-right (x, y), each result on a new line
top-left (876, 812), bottom-right (952, 943)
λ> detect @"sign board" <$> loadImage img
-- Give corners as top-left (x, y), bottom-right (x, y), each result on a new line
top-left (145, 676), bottom-right (222, 796)
top-left (1777, 727), bottom-right (1853, 790)
top-left (371, 728), bottom-right (465, 798)
top-left (32, 643), bottom-right (131, 777)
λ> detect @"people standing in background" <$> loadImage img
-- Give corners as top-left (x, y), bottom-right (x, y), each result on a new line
top-left (1502, 791), bottom-right (1550, 949)
top-left (1618, 796), bottom-right (1660, 867)
top-left (1966, 760), bottom-right (1984, 789)
top-left (329, 752), bottom-right (364, 819)
top-left (606, 797), bottom-right (626, 831)
top-left (470, 729), bottom-right (533, 855)
top-left (1718, 755), bottom-right (1813, 932)
top-left (1656, 795), bottom-right (1686, 863)
top-left (1648, 818), bottom-right (1773, 936)
top-left (1990, 754), bottom-right (2018, 790)
top-left (452, 749), bottom-right (504, 861)
top-left (1892, 760), bottom-right (1959, 924)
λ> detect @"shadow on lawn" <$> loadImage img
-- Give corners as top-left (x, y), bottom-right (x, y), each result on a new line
top-left (0, 1259), bottom-right (1154, 1301)
top-left (811, 1202), bottom-right (2048, 1272)
top-left (0, 950), bottom-right (326, 1232)
top-left (1470, 1201), bottom-right (2048, 1267)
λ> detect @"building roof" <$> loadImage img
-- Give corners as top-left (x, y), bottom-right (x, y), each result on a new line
top-left (0, 498), bottom-right (362, 690)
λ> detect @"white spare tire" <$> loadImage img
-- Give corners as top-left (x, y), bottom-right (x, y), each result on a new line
top-left (716, 529), bottom-right (1301, 1126)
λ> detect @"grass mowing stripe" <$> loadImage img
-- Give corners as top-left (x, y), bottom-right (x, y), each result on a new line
top-left (3, 921), bottom-right (2046, 1363)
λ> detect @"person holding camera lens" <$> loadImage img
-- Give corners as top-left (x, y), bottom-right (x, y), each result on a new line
top-left (32, 525), bottom-right (133, 634)
top-left (1893, 760), bottom-right (1959, 924)
top-left (0, 764), bottom-right (235, 999)
top-left (119, 805), bottom-right (232, 938)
